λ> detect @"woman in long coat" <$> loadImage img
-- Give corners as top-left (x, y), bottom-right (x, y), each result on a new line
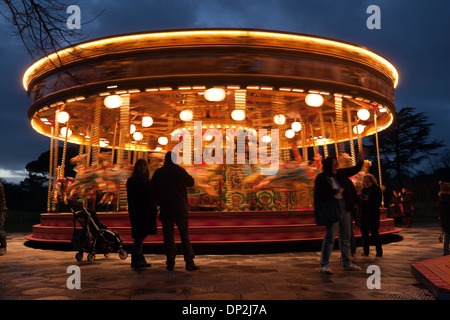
top-left (126, 159), bottom-right (157, 268)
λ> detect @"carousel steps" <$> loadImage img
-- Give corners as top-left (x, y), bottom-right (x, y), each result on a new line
top-left (25, 210), bottom-right (400, 245)
top-left (411, 255), bottom-right (450, 300)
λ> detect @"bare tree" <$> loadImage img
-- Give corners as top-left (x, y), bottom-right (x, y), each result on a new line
top-left (0, 0), bottom-right (102, 60)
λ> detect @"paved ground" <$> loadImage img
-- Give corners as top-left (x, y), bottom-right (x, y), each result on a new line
top-left (0, 222), bottom-right (446, 314)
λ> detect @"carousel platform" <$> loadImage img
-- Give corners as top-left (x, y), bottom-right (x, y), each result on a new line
top-left (411, 255), bottom-right (450, 300)
top-left (25, 208), bottom-right (400, 245)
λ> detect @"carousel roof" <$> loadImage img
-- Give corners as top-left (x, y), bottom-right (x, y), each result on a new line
top-left (24, 29), bottom-right (398, 152)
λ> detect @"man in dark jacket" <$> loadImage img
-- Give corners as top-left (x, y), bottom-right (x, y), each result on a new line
top-left (151, 151), bottom-right (198, 271)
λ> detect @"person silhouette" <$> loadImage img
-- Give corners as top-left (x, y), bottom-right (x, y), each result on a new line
top-left (150, 151), bottom-right (198, 271)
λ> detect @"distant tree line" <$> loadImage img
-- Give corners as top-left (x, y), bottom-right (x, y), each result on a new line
top-left (1, 146), bottom-right (78, 213)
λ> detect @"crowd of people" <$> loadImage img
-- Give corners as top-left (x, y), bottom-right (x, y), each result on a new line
top-left (0, 149), bottom-right (448, 271)
top-left (389, 187), bottom-right (414, 228)
top-left (313, 152), bottom-right (450, 274)
top-left (125, 148), bottom-right (422, 274)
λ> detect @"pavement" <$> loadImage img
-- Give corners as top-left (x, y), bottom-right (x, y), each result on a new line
top-left (0, 222), bottom-right (447, 315)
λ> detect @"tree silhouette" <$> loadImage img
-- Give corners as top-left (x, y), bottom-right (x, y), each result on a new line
top-left (367, 107), bottom-right (444, 187)
top-left (0, 0), bottom-right (101, 60)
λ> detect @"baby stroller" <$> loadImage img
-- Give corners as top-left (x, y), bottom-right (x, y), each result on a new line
top-left (71, 205), bottom-right (128, 262)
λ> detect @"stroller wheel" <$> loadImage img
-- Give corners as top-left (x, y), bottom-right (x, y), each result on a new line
top-left (87, 252), bottom-right (96, 262)
top-left (119, 250), bottom-right (128, 260)
top-left (104, 252), bottom-right (111, 258)
top-left (75, 251), bottom-right (83, 261)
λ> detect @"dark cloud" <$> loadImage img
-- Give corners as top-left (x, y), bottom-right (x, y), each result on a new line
top-left (0, 0), bottom-right (449, 181)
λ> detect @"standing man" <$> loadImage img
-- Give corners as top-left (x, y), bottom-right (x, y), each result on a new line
top-left (0, 181), bottom-right (7, 255)
top-left (151, 151), bottom-right (198, 271)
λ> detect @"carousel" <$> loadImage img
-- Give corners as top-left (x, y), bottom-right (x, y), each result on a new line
top-left (23, 29), bottom-right (400, 245)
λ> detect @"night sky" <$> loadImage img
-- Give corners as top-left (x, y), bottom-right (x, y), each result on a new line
top-left (0, 0), bottom-right (449, 183)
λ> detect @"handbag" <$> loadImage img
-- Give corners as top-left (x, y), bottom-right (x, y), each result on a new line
top-left (314, 199), bottom-right (342, 226)
top-left (71, 229), bottom-right (92, 250)
top-left (71, 214), bottom-right (92, 250)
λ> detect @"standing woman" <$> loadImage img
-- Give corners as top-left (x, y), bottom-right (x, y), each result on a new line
top-left (315, 156), bottom-right (362, 274)
top-left (126, 159), bottom-right (158, 268)
top-left (360, 174), bottom-right (383, 257)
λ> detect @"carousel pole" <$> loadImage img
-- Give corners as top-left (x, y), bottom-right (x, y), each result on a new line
top-left (91, 98), bottom-right (102, 167)
top-left (374, 111), bottom-right (384, 206)
top-left (357, 116), bottom-right (363, 153)
top-left (331, 119), bottom-right (339, 158)
top-left (310, 122), bottom-right (317, 155)
top-left (168, 113), bottom-right (174, 151)
top-left (86, 125), bottom-right (92, 167)
top-left (52, 108), bottom-right (60, 212)
top-left (78, 142), bottom-right (84, 157)
top-left (47, 125), bottom-right (55, 213)
top-left (60, 118), bottom-right (70, 178)
top-left (111, 122), bottom-right (118, 164)
top-left (301, 120), bottom-right (308, 161)
top-left (334, 94), bottom-right (345, 156)
top-left (117, 94), bottom-right (130, 211)
top-left (319, 111), bottom-right (328, 158)
top-left (117, 95), bottom-right (130, 166)
top-left (347, 109), bottom-right (356, 166)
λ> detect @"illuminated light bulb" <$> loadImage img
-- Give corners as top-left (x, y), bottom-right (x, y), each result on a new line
top-left (291, 121), bottom-right (302, 132)
top-left (99, 140), bottom-right (109, 147)
top-left (285, 129), bottom-right (295, 139)
top-left (273, 114), bottom-right (286, 125)
top-left (204, 88), bottom-right (226, 102)
top-left (231, 109), bottom-right (245, 121)
top-left (133, 132), bottom-right (143, 141)
top-left (180, 110), bottom-right (193, 121)
top-left (353, 124), bottom-right (366, 135)
top-left (305, 93), bottom-right (324, 107)
top-left (60, 127), bottom-right (72, 137)
top-left (142, 116), bottom-right (153, 127)
top-left (262, 135), bottom-right (271, 143)
top-left (56, 111), bottom-right (69, 123)
top-left (205, 135), bottom-right (213, 141)
top-left (158, 136), bottom-right (168, 145)
top-left (357, 108), bottom-right (370, 121)
top-left (130, 124), bottom-right (136, 134)
top-left (104, 95), bottom-right (122, 109)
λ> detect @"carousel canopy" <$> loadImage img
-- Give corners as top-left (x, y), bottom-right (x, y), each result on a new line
top-left (24, 28), bottom-right (398, 153)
